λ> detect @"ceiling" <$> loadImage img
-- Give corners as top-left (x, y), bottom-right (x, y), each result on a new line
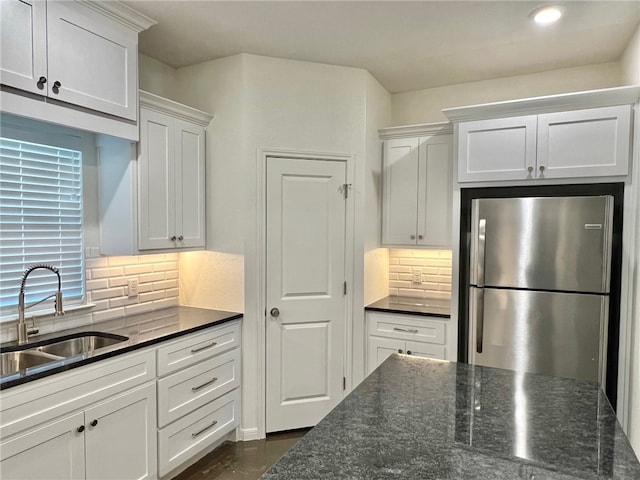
top-left (125, 1), bottom-right (640, 94)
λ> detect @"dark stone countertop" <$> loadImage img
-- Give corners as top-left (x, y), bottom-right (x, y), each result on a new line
top-left (261, 355), bottom-right (640, 480)
top-left (365, 295), bottom-right (451, 318)
top-left (0, 306), bottom-right (242, 390)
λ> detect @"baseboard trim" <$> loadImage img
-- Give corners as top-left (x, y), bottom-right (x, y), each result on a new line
top-left (239, 427), bottom-right (261, 441)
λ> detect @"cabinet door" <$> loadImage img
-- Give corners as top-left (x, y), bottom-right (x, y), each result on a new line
top-left (46, 1), bottom-right (138, 120)
top-left (382, 137), bottom-right (420, 245)
top-left (175, 119), bottom-right (206, 248)
top-left (0, 0), bottom-right (47, 95)
top-left (138, 108), bottom-right (176, 250)
top-left (458, 116), bottom-right (537, 182)
top-left (0, 411), bottom-right (85, 480)
top-left (84, 382), bottom-right (157, 480)
top-left (417, 134), bottom-right (452, 246)
top-left (367, 336), bottom-right (405, 375)
top-left (405, 340), bottom-right (446, 361)
top-left (537, 105), bottom-right (631, 179)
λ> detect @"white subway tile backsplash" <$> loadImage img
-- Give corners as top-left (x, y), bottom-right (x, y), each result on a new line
top-left (388, 249), bottom-right (452, 300)
top-left (1, 252), bottom-right (180, 343)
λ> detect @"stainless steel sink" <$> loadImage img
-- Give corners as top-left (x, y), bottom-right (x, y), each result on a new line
top-left (36, 334), bottom-right (127, 357)
top-left (0, 350), bottom-right (63, 375)
top-left (1, 332), bottom-right (129, 378)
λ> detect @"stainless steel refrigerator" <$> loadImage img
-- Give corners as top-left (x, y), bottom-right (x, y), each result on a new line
top-left (468, 195), bottom-right (613, 385)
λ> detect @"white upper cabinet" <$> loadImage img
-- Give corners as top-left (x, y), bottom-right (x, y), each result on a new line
top-left (0, 0), bottom-right (155, 121)
top-left (380, 124), bottom-right (452, 247)
top-left (99, 91), bottom-right (212, 255)
top-left (445, 87), bottom-right (638, 184)
top-left (457, 115), bottom-right (537, 182)
top-left (0, 0), bottom-right (47, 95)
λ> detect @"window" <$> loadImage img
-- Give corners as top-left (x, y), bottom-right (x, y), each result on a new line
top-left (0, 126), bottom-right (85, 318)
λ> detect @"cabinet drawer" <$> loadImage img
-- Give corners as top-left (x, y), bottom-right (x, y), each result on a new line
top-left (158, 389), bottom-right (240, 477)
top-left (369, 313), bottom-right (446, 345)
top-left (157, 321), bottom-right (240, 377)
top-left (157, 349), bottom-right (240, 427)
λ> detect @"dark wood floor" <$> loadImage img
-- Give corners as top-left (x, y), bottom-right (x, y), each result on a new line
top-left (172, 430), bottom-right (308, 480)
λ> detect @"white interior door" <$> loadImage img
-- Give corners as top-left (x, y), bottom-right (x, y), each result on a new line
top-left (266, 156), bottom-right (347, 432)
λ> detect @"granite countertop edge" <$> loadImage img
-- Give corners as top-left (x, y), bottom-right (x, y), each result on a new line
top-left (0, 306), bottom-right (242, 390)
top-left (365, 295), bottom-right (451, 318)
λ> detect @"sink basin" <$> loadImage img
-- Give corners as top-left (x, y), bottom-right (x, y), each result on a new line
top-left (0, 350), bottom-right (62, 375)
top-left (36, 333), bottom-right (128, 357)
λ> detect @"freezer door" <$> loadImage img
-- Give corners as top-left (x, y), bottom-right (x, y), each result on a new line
top-left (469, 287), bottom-right (607, 383)
top-left (470, 196), bottom-right (613, 293)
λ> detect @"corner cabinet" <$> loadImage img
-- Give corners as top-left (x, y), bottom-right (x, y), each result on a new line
top-left (0, 0), bottom-right (155, 121)
top-left (444, 87), bottom-right (639, 184)
top-left (379, 123), bottom-right (453, 247)
top-left (99, 91), bottom-right (213, 255)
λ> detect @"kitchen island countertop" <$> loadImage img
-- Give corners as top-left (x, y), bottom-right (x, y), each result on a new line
top-left (365, 295), bottom-right (451, 318)
top-left (261, 355), bottom-right (640, 480)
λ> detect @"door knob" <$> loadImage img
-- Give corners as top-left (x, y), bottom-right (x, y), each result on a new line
top-left (270, 307), bottom-right (280, 317)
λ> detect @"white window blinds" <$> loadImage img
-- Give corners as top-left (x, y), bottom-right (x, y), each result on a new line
top-left (0, 136), bottom-right (84, 314)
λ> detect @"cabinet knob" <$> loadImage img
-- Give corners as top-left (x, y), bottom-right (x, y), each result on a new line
top-left (77, 425), bottom-right (85, 433)
top-left (90, 419), bottom-right (98, 427)
top-left (170, 235), bottom-right (177, 242)
top-left (37, 76), bottom-right (47, 89)
top-left (410, 235), bottom-right (416, 240)
top-left (539, 165), bottom-right (545, 172)
top-left (270, 307), bottom-right (280, 318)
top-left (407, 350), bottom-right (412, 355)
top-left (178, 235), bottom-right (184, 241)
top-left (398, 349), bottom-right (403, 354)
top-left (52, 80), bottom-right (62, 94)
top-left (418, 234), bottom-right (423, 240)
top-left (527, 166), bottom-right (533, 173)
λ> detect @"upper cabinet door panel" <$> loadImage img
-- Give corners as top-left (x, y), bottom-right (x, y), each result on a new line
top-left (0, 0), bottom-right (47, 94)
top-left (458, 115), bottom-right (537, 182)
top-left (138, 108), bottom-right (175, 250)
top-left (418, 135), bottom-right (452, 247)
top-left (382, 137), bottom-right (420, 245)
top-left (537, 105), bottom-right (631, 179)
top-left (46, 1), bottom-right (137, 120)
top-left (174, 120), bottom-right (206, 248)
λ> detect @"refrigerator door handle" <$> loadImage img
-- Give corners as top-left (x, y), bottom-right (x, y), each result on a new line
top-left (477, 219), bottom-right (487, 288)
top-left (475, 288), bottom-right (485, 354)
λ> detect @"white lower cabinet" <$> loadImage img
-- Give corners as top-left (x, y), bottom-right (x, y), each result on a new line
top-left (0, 353), bottom-right (157, 480)
top-left (156, 320), bottom-right (242, 478)
top-left (0, 411), bottom-right (85, 480)
top-left (0, 319), bottom-right (242, 480)
top-left (366, 311), bottom-right (449, 375)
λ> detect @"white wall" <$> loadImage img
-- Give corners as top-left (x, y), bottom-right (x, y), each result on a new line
top-left (169, 53), bottom-right (389, 438)
top-left (138, 54), bottom-right (178, 100)
top-left (391, 62), bottom-right (622, 125)
top-left (620, 23), bottom-right (640, 457)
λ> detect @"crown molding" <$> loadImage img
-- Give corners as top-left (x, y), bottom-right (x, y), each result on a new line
top-left (378, 121), bottom-right (452, 139)
top-left (139, 90), bottom-right (213, 127)
top-left (77, 1), bottom-right (157, 32)
top-left (443, 86), bottom-right (640, 123)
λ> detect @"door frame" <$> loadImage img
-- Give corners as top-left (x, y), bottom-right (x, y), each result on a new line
top-left (255, 147), bottom-right (355, 438)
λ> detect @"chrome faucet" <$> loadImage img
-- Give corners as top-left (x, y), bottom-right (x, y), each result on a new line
top-left (17, 264), bottom-right (65, 345)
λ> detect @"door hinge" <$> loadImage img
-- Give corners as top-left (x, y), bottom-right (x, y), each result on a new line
top-left (342, 183), bottom-right (352, 199)
top-left (343, 377), bottom-right (346, 390)
top-left (343, 281), bottom-right (347, 295)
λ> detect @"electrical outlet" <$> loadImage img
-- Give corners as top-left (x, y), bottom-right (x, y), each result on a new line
top-left (412, 269), bottom-right (422, 284)
top-left (127, 278), bottom-right (139, 297)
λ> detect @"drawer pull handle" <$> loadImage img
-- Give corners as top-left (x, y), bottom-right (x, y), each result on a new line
top-left (192, 420), bottom-right (218, 438)
top-left (192, 377), bottom-right (218, 392)
top-left (191, 341), bottom-right (218, 353)
top-left (393, 327), bottom-right (418, 334)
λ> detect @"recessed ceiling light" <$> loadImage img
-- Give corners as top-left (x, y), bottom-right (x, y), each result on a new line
top-left (531, 5), bottom-right (563, 25)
